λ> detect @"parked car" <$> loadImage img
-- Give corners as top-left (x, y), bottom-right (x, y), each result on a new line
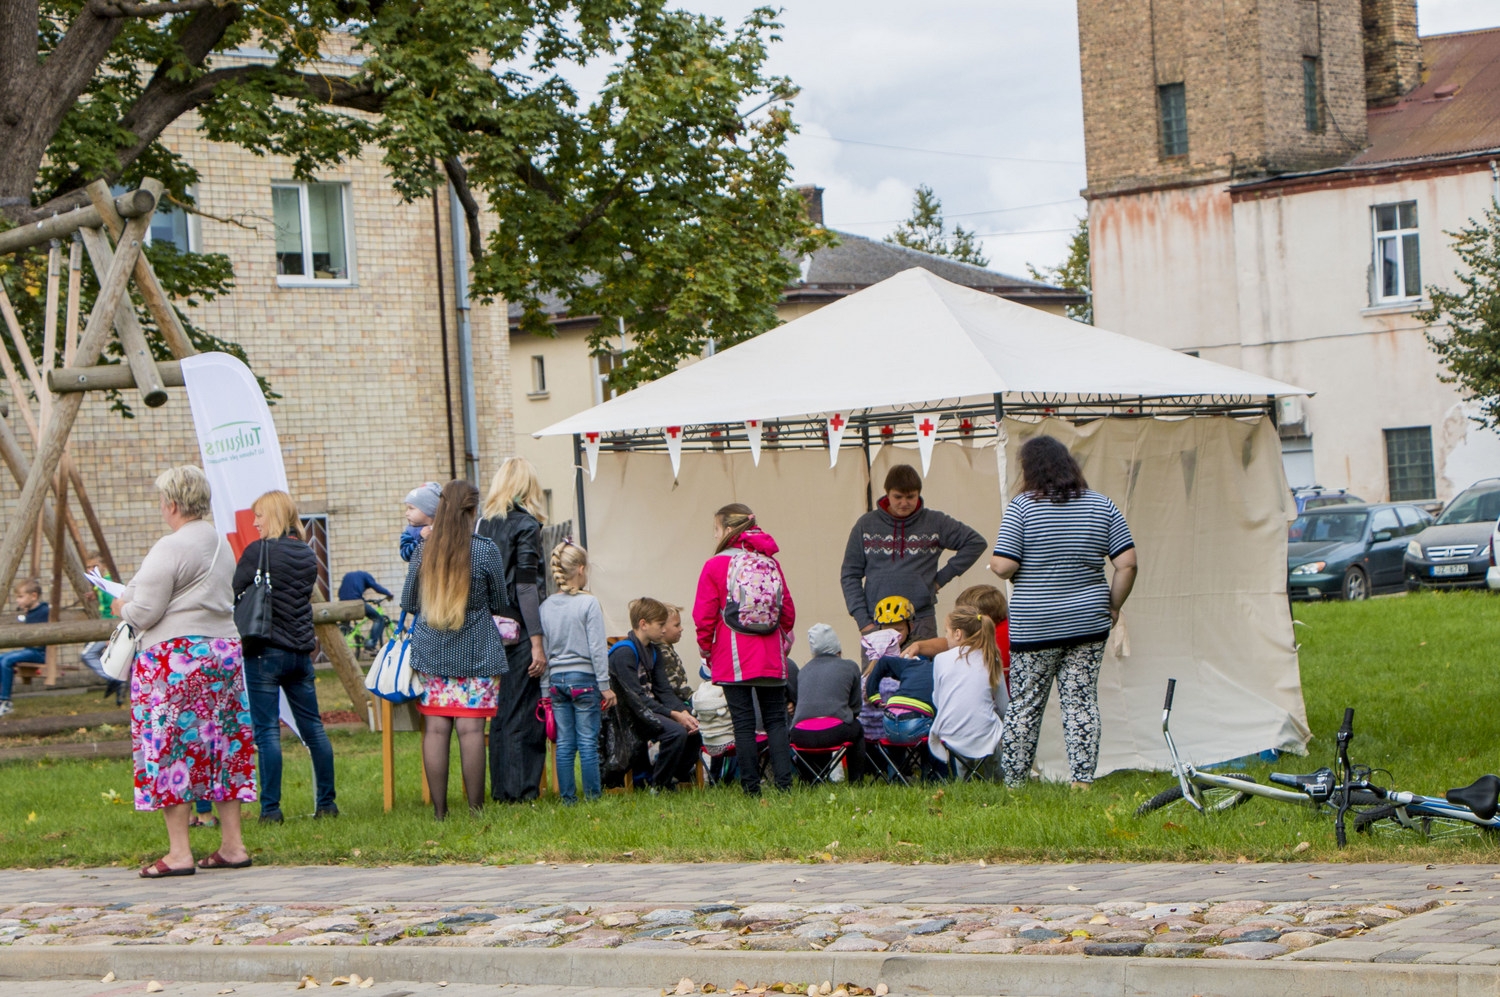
top-left (1288, 503), bottom-right (1433, 601)
top-left (1488, 519), bottom-right (1500, 591)
top-left (1292, 487), bottom-right (1366, 515)
top-left (1404, 479), bottom-right (1500, 591)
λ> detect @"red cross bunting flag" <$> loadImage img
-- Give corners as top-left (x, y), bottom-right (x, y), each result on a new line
top-left (914, 413), bottom-right (939, 476)
top-left (745, 419), bottom-right (763, 467)
top-left (827, 412), bottom-right (848, 468)
top-left (582, 431), bottom-right (601, 481)
top-left (664, 425), bottom-right (684, 479)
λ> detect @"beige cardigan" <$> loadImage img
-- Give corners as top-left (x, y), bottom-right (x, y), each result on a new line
top-left (120, 519), bottom-right (237, 650)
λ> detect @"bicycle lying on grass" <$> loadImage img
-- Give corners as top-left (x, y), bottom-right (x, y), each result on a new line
top-left (1354, 774), bottom-right (1500, 841)
top-left (1137, 679), bottom-right (1387, 846)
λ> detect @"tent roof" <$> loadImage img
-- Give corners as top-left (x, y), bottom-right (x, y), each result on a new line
top-left (535, 267), bottom-right (1307, 437)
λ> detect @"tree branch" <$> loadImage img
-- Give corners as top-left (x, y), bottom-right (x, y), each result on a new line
top-left (91, 0), bottom-right (221, 18)
top-left (443, 156), bottom-right (484, 262)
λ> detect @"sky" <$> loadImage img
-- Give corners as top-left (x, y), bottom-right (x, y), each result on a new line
top-left (676, 0), bottom-right (1499, 280)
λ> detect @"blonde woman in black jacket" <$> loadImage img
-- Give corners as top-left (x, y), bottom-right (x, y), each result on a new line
top-left (232, 490), bottom-right (336, 823)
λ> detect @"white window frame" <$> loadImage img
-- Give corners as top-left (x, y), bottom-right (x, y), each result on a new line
top-left (113, 184), bottom-right (198, 252)
top-left (591, 350), bottom-right (626, 406)
top-left (273, 181), bottom-right (356, 287)
top-left (1371, 201), bottom-right (1420, 304)
top-left (528, 355), bottom-right (548, 397)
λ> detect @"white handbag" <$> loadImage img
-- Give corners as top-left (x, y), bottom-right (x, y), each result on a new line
top-left (364, 611), bottom-right (424, 702)
top-left (100, 621), bottom-right (137, 682)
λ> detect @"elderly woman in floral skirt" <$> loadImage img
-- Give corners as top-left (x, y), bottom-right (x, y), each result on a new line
top-left (117, 465), bottom-right (256, 877)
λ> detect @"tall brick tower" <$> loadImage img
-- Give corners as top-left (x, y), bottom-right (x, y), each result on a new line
top-left (1077, 0), bottom-right (1386, 198)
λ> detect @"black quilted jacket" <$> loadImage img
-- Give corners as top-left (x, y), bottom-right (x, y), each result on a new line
top-left (232, 535), bottom-right (318, 655)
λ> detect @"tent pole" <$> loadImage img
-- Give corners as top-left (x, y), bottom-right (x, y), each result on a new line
top-left (859, 420), bottom-right (873, 512)
top-left (572, 432), bottom-right (589, 548)
top-left (992, 393), bottom-right (1005, 427)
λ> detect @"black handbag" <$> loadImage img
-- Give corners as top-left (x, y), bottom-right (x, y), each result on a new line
top-left (233, 539), bottom-right (274, 640)
top-left (600, 702), bottom-right (642, 777)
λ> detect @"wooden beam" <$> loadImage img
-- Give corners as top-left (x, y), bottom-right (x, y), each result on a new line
top-left (45, 467), bottom-right (68, 685)
top-left (66, 466), bottom-right (119, 583)
top-left (48, 360), bottom-right (184, 394)
top-left (0, 187), bottom-right (157, 599)
top-left (76, 226), bottom-right (168, 407)
top-left (0, 599), bottom-right (369, 651)
top-left (0, 189), bottom-right (157, 256)
top-left (85, 181), bottom-right (196, 360)
top-left (0, 416), bottom-right (96, 614)
top-left (316, 620), bottom-right (376, 724)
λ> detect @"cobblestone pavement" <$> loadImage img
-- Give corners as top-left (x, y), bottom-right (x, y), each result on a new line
top-left (0, 863), bottom-right (1496, 965)
top-left (0, 983), bottom-right (663, 997)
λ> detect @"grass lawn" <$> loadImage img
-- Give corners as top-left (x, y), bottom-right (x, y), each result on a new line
top-left (2, 591), bottom-right (1498, 867)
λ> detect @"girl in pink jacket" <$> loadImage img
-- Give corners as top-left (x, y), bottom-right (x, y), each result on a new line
top-left (693, 503), bottom-right (796, 794)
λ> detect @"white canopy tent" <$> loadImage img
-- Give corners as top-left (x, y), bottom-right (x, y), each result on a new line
top-left (536, 267), bottom-right (1314, 777)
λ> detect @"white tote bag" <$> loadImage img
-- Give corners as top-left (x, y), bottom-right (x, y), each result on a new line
top-left (365, 612), bottom-right (424, 703)
top-left (100, 621), bottom-right (137, 682)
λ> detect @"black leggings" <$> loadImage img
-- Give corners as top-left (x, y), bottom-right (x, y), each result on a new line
top-left (722, 683), bottom-right (793, 794)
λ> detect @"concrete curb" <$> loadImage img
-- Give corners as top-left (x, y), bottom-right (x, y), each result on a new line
top-left (3, 944), bottom-right (1500, 996)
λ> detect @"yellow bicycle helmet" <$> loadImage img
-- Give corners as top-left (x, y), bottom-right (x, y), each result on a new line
top-left (874, 595), bottom-right (916, 625)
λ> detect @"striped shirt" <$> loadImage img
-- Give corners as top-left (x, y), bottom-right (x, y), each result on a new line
top-left (992, 490), bottom-right (1134, 651)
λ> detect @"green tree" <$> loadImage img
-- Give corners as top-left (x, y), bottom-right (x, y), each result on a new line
top-left (1418, 202), bottom-right (1500, 430)
top-left (1026, 216), bottom-right (1091, 324)
top-left (0, 1), bottom-right (827, 393)
top-left (885, 184), bottom-right (989, 267)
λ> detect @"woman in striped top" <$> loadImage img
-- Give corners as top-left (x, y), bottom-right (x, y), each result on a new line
top-left (989, 436), bottom-right (1137, 789)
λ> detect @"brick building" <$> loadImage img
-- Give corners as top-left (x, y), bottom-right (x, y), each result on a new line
top-left (1078, 0), bottom-right (1500, 503)
top-left (2, 43), bottom-right (515, 613)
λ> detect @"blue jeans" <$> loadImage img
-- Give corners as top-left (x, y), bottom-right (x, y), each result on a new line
top-left (549, 676), bottom-right (602, 802)
top-left (244, 647), bottom-right (336, 816)
top-left (0, 648), bottom-right (44, 700)
top-left (882, 712), bottom-right (932, 744)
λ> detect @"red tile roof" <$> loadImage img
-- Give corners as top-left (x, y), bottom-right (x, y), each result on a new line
top-left (1353, 27), bottom-right (1500, 167)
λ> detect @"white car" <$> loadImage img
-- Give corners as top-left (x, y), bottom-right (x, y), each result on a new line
top-left (1489, 518), bottom-right (1500, 590)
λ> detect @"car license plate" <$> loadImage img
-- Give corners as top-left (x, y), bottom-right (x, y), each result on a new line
top-left (1432, 564), bottom-right (1469, 577)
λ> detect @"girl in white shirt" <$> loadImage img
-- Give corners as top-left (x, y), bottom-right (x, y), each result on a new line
top-left (929, 609), bottom-right (1007, 777)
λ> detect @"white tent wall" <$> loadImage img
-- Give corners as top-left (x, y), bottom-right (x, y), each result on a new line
top-left (581, 414), bottom-right (1309, 779)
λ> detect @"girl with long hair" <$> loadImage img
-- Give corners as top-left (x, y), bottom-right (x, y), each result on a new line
top-left (928, 607), bottom-right (1008, 777)
top-left (691, 503), bottom-right (796, 794)
top-left (538, 541), bottom-right (616, 802)
top-left (990, 434), bottom-right (1138, 789)
top-left (400, 479), bottom-right (510, 818)
top-left (476, 456), bottom-right (549, 801)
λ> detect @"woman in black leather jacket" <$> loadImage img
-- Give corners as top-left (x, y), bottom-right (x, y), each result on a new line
top-left (476, 457), bottom-right (548, 802)
top-left (232, 490), bottom-right (337, 822)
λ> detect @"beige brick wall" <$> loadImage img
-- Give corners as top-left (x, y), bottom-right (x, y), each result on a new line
top-left (1362, 0), bottom-right (1422, 106)
top-left (1078, 0), bottom-right (1369, 197)
top-left (1, 114), bottom-right (516, 606)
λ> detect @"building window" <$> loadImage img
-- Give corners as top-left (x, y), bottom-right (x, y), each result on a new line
top-left (1158, 83), bottom-right (1188, 158)
top-left (592, 350), bottom-right (626, 405)
top-left (1281, 435), bottom-right (1315, 490)
top-left (113, 185), bottom-right (194, 251)
top-left (529, 355), bottom-right (547, 396)
top-left (1372, 201), bottom-right (1420, 301)
top-left (299, 514), bottom-right (331, 600)
top-left (1303, 57), bottom-right (1322, 131)
top-left (1384, 426), bottom-right (1435, 501)
top-left (273, 181), bottom-right (353, 283)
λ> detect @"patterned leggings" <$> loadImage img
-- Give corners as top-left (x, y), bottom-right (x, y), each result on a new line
top-left (1000, 640), bottom-right (1106, 786)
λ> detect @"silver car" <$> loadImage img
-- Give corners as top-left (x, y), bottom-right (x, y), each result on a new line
top-left (1404, 480), bottom-right (1500, 591)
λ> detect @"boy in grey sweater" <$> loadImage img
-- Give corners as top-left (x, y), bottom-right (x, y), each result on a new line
top-left (790, 624), bottom-right (867, 782)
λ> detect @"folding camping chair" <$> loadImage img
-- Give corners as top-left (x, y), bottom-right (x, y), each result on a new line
top-left (874, 736), bottom-right (930, 786)
top-left (791, 742), bottom-right (851, 785)
top-left (940, 741), bottom-right (992, 783)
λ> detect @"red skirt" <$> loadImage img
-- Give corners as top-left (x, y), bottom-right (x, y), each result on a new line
top-left (417, 672), bottom-right (499, 718)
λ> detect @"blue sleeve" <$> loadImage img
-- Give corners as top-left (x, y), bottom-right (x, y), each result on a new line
top-left (399, 528), bottom-right (420, 563)
top-left (369, 575), bottom-right (393, 598)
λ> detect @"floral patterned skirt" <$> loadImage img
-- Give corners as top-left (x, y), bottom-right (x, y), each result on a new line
top-left (131, 635), bottom-right (257, 811)
top-left (418, 672), bottom-right (499, 718)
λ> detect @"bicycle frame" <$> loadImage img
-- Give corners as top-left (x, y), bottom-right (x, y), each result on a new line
top-left (1159, 679), bottom-right (1307, 811)
top-left (1378, 791), bottom-right (1500, 830)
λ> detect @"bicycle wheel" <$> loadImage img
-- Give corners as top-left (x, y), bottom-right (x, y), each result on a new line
top-left (1353, 804), bottom-right (1495, 841)
top-left (1137, 773), bottom-right (1256, 817)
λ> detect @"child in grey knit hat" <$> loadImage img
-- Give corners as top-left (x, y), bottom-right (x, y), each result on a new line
top-left (399, 482), bottom-right (442, 562)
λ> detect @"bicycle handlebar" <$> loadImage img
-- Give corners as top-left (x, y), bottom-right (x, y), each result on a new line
top-left (1163, 678), bottom-right (1176, 711)
top-left (1338, 708), bottom-right (1354, 738)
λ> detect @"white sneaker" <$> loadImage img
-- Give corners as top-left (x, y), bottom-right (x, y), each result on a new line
top-left (0, 700), bottom-right (13, 717)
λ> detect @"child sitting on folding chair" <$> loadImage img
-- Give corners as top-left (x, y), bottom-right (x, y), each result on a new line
top-left (928, 607), bottom-right (1008, 780)
top-left (789, 624), bottom-right (866, 783)
top-left (865, 597), bottom-right (938, 780)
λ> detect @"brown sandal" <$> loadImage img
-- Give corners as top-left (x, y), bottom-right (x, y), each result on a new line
top-left (139, 859), bottom-right (195, 879)
top-left (196, 850), bottom-right (251, 870)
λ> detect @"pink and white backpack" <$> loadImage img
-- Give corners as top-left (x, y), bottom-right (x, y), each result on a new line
top-left (720, 548), bottom-right (785, 636)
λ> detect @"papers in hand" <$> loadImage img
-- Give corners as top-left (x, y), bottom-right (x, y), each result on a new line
top-left (86, 568), bottom-right (125, 599)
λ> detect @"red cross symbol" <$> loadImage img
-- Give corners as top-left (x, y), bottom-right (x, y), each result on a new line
top-left (829, 413), bottom-right (845, 432)
top-left (748, 420), bottom-right (758, 428)
top-left (881, 425), bottom-right (894, 436)
top-left (666, 426), bottom-right (681, 439)
top-left (585, 432), bottom-right (599, 444)
top-left (917, 418), bottom-right (935, 437)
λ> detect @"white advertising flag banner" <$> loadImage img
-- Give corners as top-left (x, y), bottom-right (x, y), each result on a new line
top-left (914, 413), bottom-right (939, 476)
top-left (180, 352), bottom-right (301, 742)
top-left (582, 431), bottom-right (601, 481)
top-left (664, 426), bottom-right (684, 479)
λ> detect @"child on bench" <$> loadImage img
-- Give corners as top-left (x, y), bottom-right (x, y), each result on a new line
top-left (0, 578), bottom-right (49, 718)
